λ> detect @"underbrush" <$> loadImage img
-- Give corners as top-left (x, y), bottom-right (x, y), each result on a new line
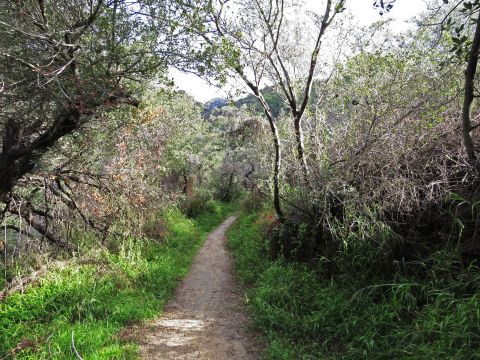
top-left (180, 192), bottom-right (222, 218)
top-left (228, 212), bottom-right (480, 359)
top-left (0, 201), bottom-right (235, 359)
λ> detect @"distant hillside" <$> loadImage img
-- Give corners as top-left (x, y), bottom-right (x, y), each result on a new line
top-left (204, 98), bottom-right (229, 113)
top-left (203, 87), bottom-right (286, 118)
top-left (203, 82), bottom-right (327, 118)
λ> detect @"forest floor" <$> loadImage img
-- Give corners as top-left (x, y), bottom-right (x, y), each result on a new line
top-left (130, 215), bottom-right (262, 359)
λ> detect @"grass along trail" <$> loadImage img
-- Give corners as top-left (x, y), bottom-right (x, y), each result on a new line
top-left (0, 204), bottom-right (237, 359)
top-left (135, 215), bottom-right (261, 359)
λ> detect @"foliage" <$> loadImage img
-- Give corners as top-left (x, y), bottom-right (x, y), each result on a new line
top-left (242, 19), bottom-right (475, 262)
top-left (4, 1), bottom-right (480, 359)
top-left (0, 202), bottom-right (234, 359)
top-left (0, 88), bottom-right (226, 280)
top-left (181, 192), bottom-right (217, 218)
top-left (228, 212), bottom-right (480, 359)
top-left (0, 0), bottom-right (172, 202)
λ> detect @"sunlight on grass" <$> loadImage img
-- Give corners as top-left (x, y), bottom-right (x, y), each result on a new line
top-left (227, 212), bottom-right (480, 359)
top-left (0, 202), bottom-right (236, 359)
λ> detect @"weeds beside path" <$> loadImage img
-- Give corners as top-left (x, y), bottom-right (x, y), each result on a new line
top-left (228, 211), bottom-right (480, 359)
top-left (0, 202), bottom-right (235, 359)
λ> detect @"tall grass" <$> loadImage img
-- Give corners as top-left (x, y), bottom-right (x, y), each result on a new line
top-left (228, 212), bottom-right (480, 359)
top-left (0, 202), bottom-right (235, 359)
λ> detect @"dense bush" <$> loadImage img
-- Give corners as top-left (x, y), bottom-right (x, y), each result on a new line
top-left (181, 192), bottom-right (219, 218)
top-left (228, 212), bottom-right (480, 359)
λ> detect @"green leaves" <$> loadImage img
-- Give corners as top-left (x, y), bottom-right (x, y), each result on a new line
top-left (450, 34), bottom-right (471, 57)
top-left (335, 0), bottom-right (346, 14)
top-left (439, 2), bottom-right (480, 62)
top-left (461, 0), bottom-right (480, 12)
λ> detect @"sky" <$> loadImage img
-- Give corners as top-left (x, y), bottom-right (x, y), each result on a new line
top-left (170, 0), bottom-right (428, 103)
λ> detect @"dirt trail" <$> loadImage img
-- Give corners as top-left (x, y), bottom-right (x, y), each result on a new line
top-left (138, 216), bottom-right (261, 360)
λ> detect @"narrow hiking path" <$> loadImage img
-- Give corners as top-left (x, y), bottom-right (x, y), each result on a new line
top-left (137, 215), bottom-right (261, 359)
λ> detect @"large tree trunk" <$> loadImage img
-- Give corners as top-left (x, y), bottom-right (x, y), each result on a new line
top-left (462, 14), bottom-right (480, 162)
top-left (0, 120), bottom-right (25, 201)
top-left (185, 175), bottom-right (196, 198)
top-left (0, 93), bottom-right (138, 203)
top-left (0, 107), bottom-right (81, 202)
top-left (223, 171), bottom-right (235, 201)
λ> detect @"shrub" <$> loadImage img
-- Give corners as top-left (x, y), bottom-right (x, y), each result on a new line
top-left (241, 191), bottom-right (266, 212)
top-left (181, 192), bottom-right (217, 218)
top-left (228, 212), bottom-right (480, 360)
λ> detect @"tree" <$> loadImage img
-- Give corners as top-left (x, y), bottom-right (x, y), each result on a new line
top-left (462, 7), bottom-right (480, 161)
top-left (173, 0), bottom-right (346, 218)
top-left (373, 0), bottom-right (480, 162)
top-left (423, 0), bottom-right (480, 162)
top-left (0, 0), bottom-right (173, 249)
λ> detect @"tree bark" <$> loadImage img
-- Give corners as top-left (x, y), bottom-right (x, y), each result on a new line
top-left (462, 13), bottom-right (480, 162)
top-left (294, 114), bottom-right (310, 185)
top-left (0, 107), bottom-right (81, 202)
top-left (185, 175), bottom-right (196, 198)
top-left (269, 119), bottom-right (284, 219)
top-left (0, 92), bottom-right (138, 202)
top-left (256, 92), bottom-right (284, 219)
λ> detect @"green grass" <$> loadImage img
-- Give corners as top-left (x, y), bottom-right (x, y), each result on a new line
top-left (0, 201), bottom-right (236, 359)
top-left (227, 212), bottom-right (480, 359)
